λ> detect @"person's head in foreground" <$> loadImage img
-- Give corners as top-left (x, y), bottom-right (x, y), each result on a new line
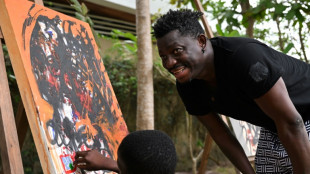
top-left (117, 130), bottom-right (177, 174)
top-left (153, 9), bottom-right (211, 84)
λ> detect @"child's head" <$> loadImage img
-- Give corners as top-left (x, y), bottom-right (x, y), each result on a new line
top-left (117, 130), bottom-right (177, 174)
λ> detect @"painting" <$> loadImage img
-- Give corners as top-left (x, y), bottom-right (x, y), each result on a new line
top-left (230, 118), bottom-right (260, 157)
top-left (1, 0), bottom-right (128, 173)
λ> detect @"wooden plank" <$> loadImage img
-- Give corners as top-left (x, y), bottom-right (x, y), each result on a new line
top-left (14, 0), bottom-right (42, 153)
top-left (15, 101), bottom-right (29, 149)
top-left (198, 134), bottom-right (213, 174)
top-left (193, 0), bottom-right (214, 38)
top-left (0, 108), bottom-right (6, 174)
top-left (0, 0), bottom-right (52, 173)
top-left (192, 1), bottom-right (214, 173)
top-left (0, 28), bottom-right (24, 174)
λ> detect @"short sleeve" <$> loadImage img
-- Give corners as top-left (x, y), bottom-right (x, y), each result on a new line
top-left (230, 42), bottom-right (283, 99)
top-left (176, 80), bottom-right (213, 116)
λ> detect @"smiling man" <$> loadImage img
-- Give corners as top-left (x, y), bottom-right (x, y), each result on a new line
top-left (153, 9), bottom-right (310, 174)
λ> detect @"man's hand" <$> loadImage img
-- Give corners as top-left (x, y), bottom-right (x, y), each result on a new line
top-left (74, 150), bottom-right (119, 172)
top-left (197, 113), bottom-right (256, 174)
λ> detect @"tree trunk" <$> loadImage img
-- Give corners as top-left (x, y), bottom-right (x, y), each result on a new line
top-left (239, 0), bottom-right (255, 38)
top-left (298, 23), bottom-right (308, 63)
top-left (275, 17), bottom-right (284, 52)
top-left (135, 0), bottom-right (154, 130)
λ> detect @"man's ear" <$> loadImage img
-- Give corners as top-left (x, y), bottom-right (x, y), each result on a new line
top-left (197, 34), bottom-right (207, 49)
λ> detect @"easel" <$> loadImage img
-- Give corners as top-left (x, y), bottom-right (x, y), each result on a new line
top-left (0, 27), bottom-right (24, 174)
top-left (190, 1), bottom-right (218, 173)
top-left (0, 0), bottom-right (44, 173)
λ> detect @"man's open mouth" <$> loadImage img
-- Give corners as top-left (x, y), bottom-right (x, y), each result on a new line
top-left (171, 66), bottom-right (185, 75)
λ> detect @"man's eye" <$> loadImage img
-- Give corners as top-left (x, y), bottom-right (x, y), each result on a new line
top-left (174, 48), bottom-right (183, 54)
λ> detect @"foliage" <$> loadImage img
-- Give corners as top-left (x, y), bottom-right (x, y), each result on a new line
top-left (170, 0), bottom-right (310, 62)
top-left (102, 30), bottom-right (138, 108)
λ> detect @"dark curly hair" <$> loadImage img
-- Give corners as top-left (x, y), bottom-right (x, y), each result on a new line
top-left (117, 130), bottom-right (177, 174)
top-left (152, 9), bottom-right (204, 39)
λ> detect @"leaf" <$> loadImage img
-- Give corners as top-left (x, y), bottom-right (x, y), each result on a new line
top-left (265, 0), bottom-right (274, 8)
top-left (283, 43), bottom-right (294, 54)
top-left (274, 4), bottom-right (287, 16)
top-left (71, 4), bottom-right (82, 14)
top-left (123, 33), bottom-right (137, 42)
top-left (86, 16), bottom-right (94, 26)
top-left (75, 12), bottom-right (86, 21)
top-left (70, 0), bottom-right (80, 6)
top-left (295, 10), bottom-right (305, 23)
top-left (124, 44), bottom-right (137, 53)
top-left (196, 139), bottom-right (204, 148)
top-left (292, 20), bottom-right (298, 26)
top-left (169, 0), bottom-right (177, 5)
top-left (81, 3), bottom-right (89, 16)
top-left (216, 24), bottom-right (224, 36)
top-left (241, 17), bottom-right (249, 28)
top-left (251, 6), bottom-right (262, 15)
top-left (227, 30), bottom-right (240, 37)
top-left (113, 30), bottom-right (137, 42)
top-left (285, 9), bottom-right (295, 20)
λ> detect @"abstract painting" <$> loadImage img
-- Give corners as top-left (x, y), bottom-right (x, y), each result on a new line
top-left (2, 0), bottom-right (128, 173)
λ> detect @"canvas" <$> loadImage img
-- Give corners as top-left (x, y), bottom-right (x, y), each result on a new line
top-left (0, 0), bottom-right (128, 173)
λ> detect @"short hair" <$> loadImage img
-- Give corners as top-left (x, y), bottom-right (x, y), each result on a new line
top-left (117, 130), bottom-right (177, 174)
top-left (152, 9), bottom-right (204, 39)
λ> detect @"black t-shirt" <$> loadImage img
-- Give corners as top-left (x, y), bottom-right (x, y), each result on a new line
top-left (177, 37), bottom-right (310, 132)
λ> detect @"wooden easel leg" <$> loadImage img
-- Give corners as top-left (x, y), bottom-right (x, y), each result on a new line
top-left (0, 28), bottom-right (24, 174)
top-left (15, 101), bottom-right (29, 149)
top-left (198, 133), bottom-right (213, 174)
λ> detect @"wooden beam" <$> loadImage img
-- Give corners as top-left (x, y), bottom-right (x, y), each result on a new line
top-left (193, 0), bottom-right (214, 38)
top-left (0, 0), bottom-right (52, 173)
top-left (13, 0), bottom-right (43, 153)
top-left (192, 1), bottom-right (214, 173)
top-left (0, 108), bottom-right (3, 174)
top-left (0, 27), bottom-right (24, 174)
top-left (198, 133), bottom-right (213, 174)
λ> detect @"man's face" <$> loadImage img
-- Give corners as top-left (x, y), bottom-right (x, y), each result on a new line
top-left (156, 30), bottom-right (206, 83)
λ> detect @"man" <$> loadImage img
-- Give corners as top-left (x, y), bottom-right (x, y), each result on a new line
top-left (74, 130), bottom-right (177, 174)
top-left (152, 9), bottom-right (310, 174)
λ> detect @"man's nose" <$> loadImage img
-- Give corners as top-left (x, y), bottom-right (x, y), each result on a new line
top-left (164, 56), bottom-right (177, 69)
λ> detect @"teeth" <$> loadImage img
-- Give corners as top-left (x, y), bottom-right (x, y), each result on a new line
top-left (173, 67), bottom-right (184, 75)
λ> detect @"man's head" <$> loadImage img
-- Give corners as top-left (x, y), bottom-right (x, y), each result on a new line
top-left (117, 130), bottom-right (177, 174)
top-left (152, 9), bottom-right (204, 39)
top-left (153, 9), bottom-right (211, 83)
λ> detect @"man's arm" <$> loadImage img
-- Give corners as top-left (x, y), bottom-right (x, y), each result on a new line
top-left (196, 113), bottom-right (255, 174)
top-left (74, 150), bottom-right (120, 173)
top-left (255, 77), bottom-right (310, 174)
